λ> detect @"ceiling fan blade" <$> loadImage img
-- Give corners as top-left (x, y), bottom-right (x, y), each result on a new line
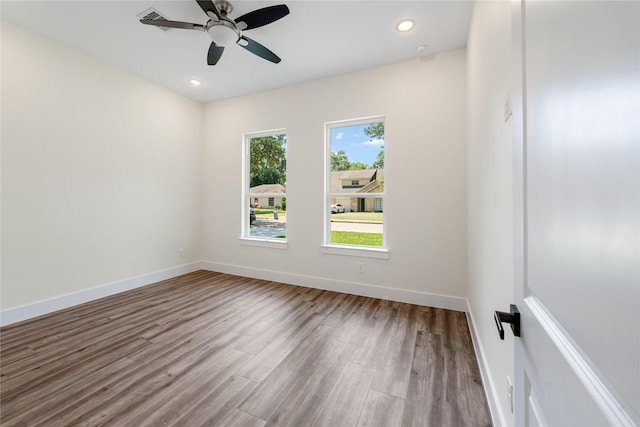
top-left (140, 19), bottom-right (205, 31)
top-left (234, 5), bottom-right (290, 30)
top-left (207, 42), bottom-right (225, 65)
top-left (237, 35), bottom-right (281, 64)
top-left (196, 0), bottom-right (221, 20)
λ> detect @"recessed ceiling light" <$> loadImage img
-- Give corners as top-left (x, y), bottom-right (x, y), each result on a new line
top-left (396, 20), bottom-right (415, 32)
top-left (189, 79), bottom-right (202, 86)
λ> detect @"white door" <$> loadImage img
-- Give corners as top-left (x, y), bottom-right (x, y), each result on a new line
top-left (510, 1), bottom-right (639, 425)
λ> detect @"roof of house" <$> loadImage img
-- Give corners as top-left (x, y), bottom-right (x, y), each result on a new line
top-left (358, 180), bottom-right (383, 193)
top-left (330, 169), bottom-right (384, 194)
top-left (249, 184), bottom-right (286, 195)
top-left (331, 169), bottom-right (380, 180)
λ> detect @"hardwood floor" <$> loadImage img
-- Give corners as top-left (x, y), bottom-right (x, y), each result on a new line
top-left (0, 271), bottom-right (492, 426)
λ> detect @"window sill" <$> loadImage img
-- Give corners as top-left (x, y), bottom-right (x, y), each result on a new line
top-left (239, 237), bottom-right (288, 250)
top-left (320, 244), bottom-right (390, 259)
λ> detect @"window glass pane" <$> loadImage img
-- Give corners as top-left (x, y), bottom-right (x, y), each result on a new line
top-left (246, 133), bottom-right (287, 240)
top-left (328, 120), bottom-right (384, 247)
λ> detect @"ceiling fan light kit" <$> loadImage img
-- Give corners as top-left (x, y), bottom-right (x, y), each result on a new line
top-left (206, 20), bottom-right (240, 46)
top-left (140, 0), bottom-right (289, 66)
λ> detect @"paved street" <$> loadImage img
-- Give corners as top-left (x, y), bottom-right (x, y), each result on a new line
top-left (330, 221), bottom-right (383, 233)
top-left (250, 218), bottom-right (286, 238)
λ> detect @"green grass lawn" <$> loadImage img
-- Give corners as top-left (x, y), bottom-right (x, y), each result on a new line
top-left (331, 231), bottom-right (383, 246)
top-left (332, 212), bottom-right (383, 222)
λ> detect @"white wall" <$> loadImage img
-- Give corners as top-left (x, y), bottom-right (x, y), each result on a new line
top-left (1, 21), bottom-right (203, 311)
top-left (202, 50), bottom-right (468, 302)
top-left (466, 2), bottom-right (514, 426)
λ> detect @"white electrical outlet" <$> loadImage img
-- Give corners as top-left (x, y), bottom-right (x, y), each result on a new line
top-left (178, 248), bottom-right (184, 258)
top-left (358, 262), bottom-right (364, 273)
top-left (506, 375), bottom-right (514, 413)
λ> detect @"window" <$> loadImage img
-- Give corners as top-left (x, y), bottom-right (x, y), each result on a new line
top-left (242, 130), bottom-right (287, 245)
top-left (324, 117), bottom-right (386, 255)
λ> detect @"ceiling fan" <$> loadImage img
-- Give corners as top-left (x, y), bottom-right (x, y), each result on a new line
top-left (140, 0), bottom-right (289, 66)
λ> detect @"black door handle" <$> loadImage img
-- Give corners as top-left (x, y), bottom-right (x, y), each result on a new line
top-left (494, 304), bottom-right (521, 340)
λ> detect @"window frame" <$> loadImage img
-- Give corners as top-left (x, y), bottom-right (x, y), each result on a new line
top-left (240, 128), bottom-right (288, 250)
top-left (322, 116), bottom-right (389, 259)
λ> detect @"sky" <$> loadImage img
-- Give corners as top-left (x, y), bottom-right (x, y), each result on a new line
top-left (331, 123), bottom-right (384, 168)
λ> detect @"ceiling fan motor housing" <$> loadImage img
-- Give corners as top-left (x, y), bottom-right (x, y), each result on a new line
top-left (206, 19), bottom-right (240, 46)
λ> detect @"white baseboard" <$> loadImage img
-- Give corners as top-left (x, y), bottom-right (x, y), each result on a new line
top-left (465, 301), bottom-right (507, 427)
top-left (201, 261), bottom-right (468, 312)
top-left (0, 262), bottom-right (202, 327)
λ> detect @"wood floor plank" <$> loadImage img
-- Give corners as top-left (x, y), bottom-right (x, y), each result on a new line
top-left (444, 348), bottom-right (493, 426)
top-left (1, 277), bottom-right (237, 379)
top-left (357, 389), bottom-right (406, 427)
top-left (217, 409), bottom-right (267, 427)
top-left (234, 310), bottom-right (326, 382)
top-left (234, 300), bottom-right (323, 355)
top-left (443, 310), bottom-right (475, 352)
top-left (51, 335), bottom-right (247, 426)
top-left (264, 339), bottom-right (356, 427)
top-left (321, 293), bottom-right (363, 328)
top-left (173, 375), bottom-right (259, 426)
top-left (2, 357), bottom-right (133, 427)
top-left (336, 297), bottom-right (385, 344)
top-left (96, 347), bottom-right (252, 426)
top-left (0, 270), bottom-right (218, 349)
top-left (349, 302), bottom-right (397, 368)
top-left (401, 332), bottom-right (446, 427)
top-left (0, 271), bottom-right (492, 427)
top-left (310, 361), bottom-right (376, 427)
top-left (238, 325), bottom-right (345, 421)
top-left (139, 351), bottom-right (255, 426)
top-left (0, 339), bottom-right (149, 420)
top-left (370, 314), bottom-right (417, 399)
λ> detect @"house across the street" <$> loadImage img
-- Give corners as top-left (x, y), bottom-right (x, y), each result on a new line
top-left (249, 183), bottom-right (286, 209)
top-left (330, 169), bottom-right (384, 212)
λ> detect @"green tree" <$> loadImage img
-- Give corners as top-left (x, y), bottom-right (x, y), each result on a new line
top-left (331, 150), bottom-right (351, 171)
top-left (363, 122), bottom-right (384, 140)
top-left (250, 135), bottom-right (286, 185)
top-left (251, 166), bottom-right (285, 187)
top-left (364, 122), bottom-right (384, 169)
top-left (372, 146), bottom-right (384, 169)
top-left (349, 162), bottom-right (369, 170)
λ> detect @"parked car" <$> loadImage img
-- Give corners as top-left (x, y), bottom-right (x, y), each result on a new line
top-left (331, 203), bottom-right (345, 214)
top-left (250, 207), bottom-right (256, 225)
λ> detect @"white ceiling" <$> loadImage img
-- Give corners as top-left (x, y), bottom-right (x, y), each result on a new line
top-left (1, 0), bottom-right (473, 103)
